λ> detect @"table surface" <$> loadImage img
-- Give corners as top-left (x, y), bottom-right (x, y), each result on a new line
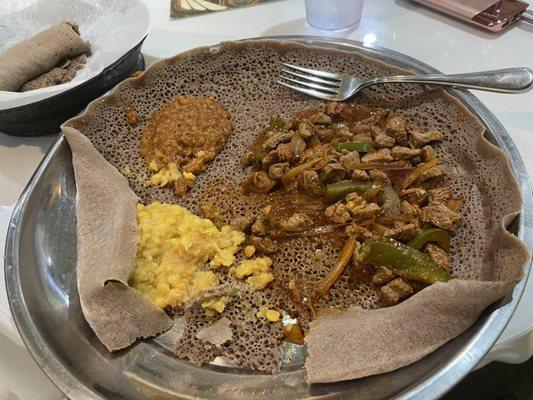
top-left (0, 0), bottom-right (532, 398)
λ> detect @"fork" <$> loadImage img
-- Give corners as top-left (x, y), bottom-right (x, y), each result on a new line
top-left (278, 63), bottom-right (533, 101)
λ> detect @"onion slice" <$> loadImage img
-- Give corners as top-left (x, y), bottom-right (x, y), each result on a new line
top-left (315, 237), bottom-right (358, 297)
top-left (398, 158), bottom-right (438, 189)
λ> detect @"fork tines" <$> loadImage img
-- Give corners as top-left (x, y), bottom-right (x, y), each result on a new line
top-left (277, 63), bottom-right (342, 100)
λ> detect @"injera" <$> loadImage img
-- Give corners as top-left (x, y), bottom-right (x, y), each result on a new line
top-left (61, 40), bottom-right (530, 382)
top-left (0, 22), bottom-right (90, 91)
top-left (63, 126), bottom-right (172, 352)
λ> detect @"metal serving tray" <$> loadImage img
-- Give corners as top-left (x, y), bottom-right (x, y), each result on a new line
top-left (4, 36), bottom-right (533, 400)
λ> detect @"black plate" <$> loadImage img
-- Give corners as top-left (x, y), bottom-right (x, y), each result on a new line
top-left (0, 38), bottom-right (146, 137)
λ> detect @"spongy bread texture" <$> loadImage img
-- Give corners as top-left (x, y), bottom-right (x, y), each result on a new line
top-left (175, 283), bottom-right (283, 372)
top-left (62, 126), bottom-right (173, 352)
top-left (63, 40), bottom-right (529, 377)
top-left (0, 22), bottom-right (90, 91)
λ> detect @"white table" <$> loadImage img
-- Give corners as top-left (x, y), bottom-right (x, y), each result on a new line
top-left (0, 0), bottom-right (532, 398)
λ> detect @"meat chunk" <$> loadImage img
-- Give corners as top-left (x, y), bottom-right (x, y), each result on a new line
top-left (372, 266), bottom-right (396, 285)
top-left (251, 214), bottom-right (268, 236)
top-left (345, 223), bottom-right (374, 240)
top-left (352, 169), bottom-right (370, 181)
top-left (393, 221), bottom-right (418, 240)
top-left (369, 169), bottom-right (391, 184)
top-left (380, 278), bottom-right (414, 306)
top-left (325, 101), bottom-right (343, 115)
top-left (262, 131), bottom-right (293, 151)
top-left (345, 192), bottom-right (363, 204)
top-left (390, 146), bottom-right (421, 160)
top-left (428, 187), bottom-right (453, 203)
top-left (350, 123), bottom-right (371, 135)
top-left (420, 202), bottom-right (462, 230)
top-left (426, 243), bottom-right (451, 270)
top-left (388, 278), bottom-right (414, 297)
top-left (417, 166), bottom-right (444, 183)
top-left (199, 202), bottom-right (225, 228)
top-left (319, 163), bottom-right (346, 184)
top-left (371, 126), bottom-right (395, 148)
top-left (371, 221), bottom-right (417, 241)
top-left (290, 134), bottom-right (307, 156)
top-left (352, 132), bottom-right (373, 144)
top-left (325, 202), bottom-right (351, 224)
top-left (339, 151), bottom-right (361, 171)
top-left (308, 112), bottom-right (332, 125)
top-left (173, 177), bottom-right (193, 198)
top-left (409, 129), bottom-right (444, 148)
top-left (280, 213), bottom-right (314, 232)
top-left (421, 145), bottom-right (437, 162)
top-left (401, 187), bottom-right (428, 205)
top-left (345, 193), bottom-right (381, 221)
top-left (245, 171), bottom-right (275, 194)
top-left (316, 127), bottom-right (335, 142)
top-left (325, 102), bottom-right (336, 115)
top-left (361, 148), bottom-right (393, 163)
top-left (401, 200), bottom-right (422, 218)
top-left (329, 150), bottom-right (344, 162)
top-left (385, 116), bottom-right (406, 135)
top-left (298, 170), bottom-right (324, 197)
top-left (362, 109), bottom-right (389, 125)
top-left (261, 150), bottom-right (278, 168)
top-left (385, 116), bottom-right (408, 145)
top-left (298, 121), bottom-right (316, 139)
top-left (380, 285), bottom-right (400, 306)
top-left (334, 127), bottom-right (352, 140)
top-left (276, 143), bottom-right (296, 162)
top-left (242, 151), bottom-right (255, 167)
top-left (250, 236), bottom-right (278, 255)
top-left (268, 162), bottom-right (290, 180)
top-left (230, 215), bottom-right (255, 232)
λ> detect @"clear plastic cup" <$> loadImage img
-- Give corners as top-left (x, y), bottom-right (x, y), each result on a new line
top-left (305, 0), bottom-right (364, 31)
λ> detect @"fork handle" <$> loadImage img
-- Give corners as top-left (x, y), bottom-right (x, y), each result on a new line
top-left (364, 67), bottom-right (533, 93)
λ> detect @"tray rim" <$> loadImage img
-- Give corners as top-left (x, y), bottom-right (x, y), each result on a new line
top-left (4, 36), bottom-right (533, 400)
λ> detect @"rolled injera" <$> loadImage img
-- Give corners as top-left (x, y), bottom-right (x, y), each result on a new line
top-left (0, 22), bottom-right (90, 92)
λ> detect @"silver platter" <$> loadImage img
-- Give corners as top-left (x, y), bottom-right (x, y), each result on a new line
top-left (4, 36), bottom-right (533, 400)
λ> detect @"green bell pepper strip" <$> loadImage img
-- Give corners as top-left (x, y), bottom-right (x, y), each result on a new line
top-left (356, 237), bottom-right (452, 284)
top-left (377, 184), bottom-right (402, 218)
top-left (407, 228), bottom-right (451, 252)
top-left (270, 118), bottom-right (285, 131)
top-left (252, 151), bottom-right (268, 164)
top-left (333, 141), bottom-right (375, 153)
top-left (324, 181), bottom-right (375, 203)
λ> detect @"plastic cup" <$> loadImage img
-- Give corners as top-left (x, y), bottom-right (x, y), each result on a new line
top-left (305, 0), bottom-right (364, 31)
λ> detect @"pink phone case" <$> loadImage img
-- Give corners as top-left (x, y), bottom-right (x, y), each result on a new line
top-left (412, 0), bottom-right (529, 32)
